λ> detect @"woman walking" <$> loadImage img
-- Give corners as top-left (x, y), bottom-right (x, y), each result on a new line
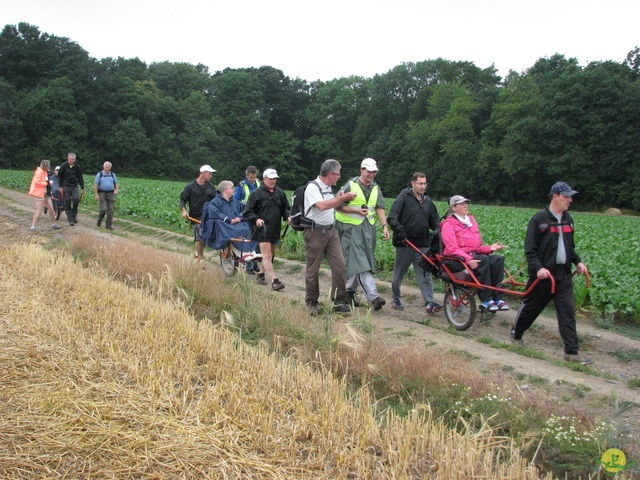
top-left (29, 159), bottom-right (61, 230)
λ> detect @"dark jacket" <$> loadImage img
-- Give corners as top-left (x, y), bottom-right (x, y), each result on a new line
top-left (387, 187), bottom-right (439, 247)
top-left (524, 207), bottom-right (582, 277)
top-left (243, 185), bottom-right (290, 243)
top-left (57, 161), bottom-right (84, 190)
top-left (179, 179), bottom-right (217, 219)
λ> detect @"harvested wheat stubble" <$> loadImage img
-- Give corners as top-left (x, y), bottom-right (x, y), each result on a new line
top-left (0, 244), bottom-right (552, 479)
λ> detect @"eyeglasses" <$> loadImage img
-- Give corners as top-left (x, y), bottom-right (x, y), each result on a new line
top-left (331, 172), bottom-right (341, 177)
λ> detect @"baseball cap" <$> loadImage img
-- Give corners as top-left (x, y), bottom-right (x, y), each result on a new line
top-left (360, 158), bottom-right (379, 172)
top-left (263, 168), bottom-right (279, 179)
top-left (549, 182), bottom-right (577, 196)
top-left (54, 166), bottom-right (60, 171)
top-left (200, 164), bottom-right (216, 173)
top-left (449, 195), bottom-right (471, 207)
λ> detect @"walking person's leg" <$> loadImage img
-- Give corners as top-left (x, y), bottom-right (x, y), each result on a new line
top-left (97, 192), bottom-right (107, 226)
top-left (31, 198), bottom-right (45, 228)
top-left (412, 247), bottom-right (435, 305)
top-left (105, 192), bottom-right (115, 229)
top-left (304, 229), bottom-right (325, 307)
top-left (391, 247), bottom-right (413, 303)
top-left (324, 229), bottom-right (348, 304)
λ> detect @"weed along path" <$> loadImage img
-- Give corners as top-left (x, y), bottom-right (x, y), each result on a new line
top-left (1, 185), bottom-right (639, 432)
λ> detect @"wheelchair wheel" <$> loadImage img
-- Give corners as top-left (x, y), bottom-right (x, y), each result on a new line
top-left (219, 245), bottom-right (237, 276)
top-left (444, 284), bottom-right (477, 330)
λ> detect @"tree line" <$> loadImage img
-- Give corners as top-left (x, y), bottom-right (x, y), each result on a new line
top-left (1, 22), bottom-right (639, 210)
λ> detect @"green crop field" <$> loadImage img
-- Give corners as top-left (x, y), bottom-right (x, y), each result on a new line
top-left (3, 170), bottom-right (639, 321)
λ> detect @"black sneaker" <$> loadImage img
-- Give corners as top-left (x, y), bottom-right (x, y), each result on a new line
top-left (345, 291), bottom-right (360, 307)
top-left (391, 298), bottom-right (404, 310)
top-left (272, 278), bottom-right (285, 291)
top-left (257, 273), bottom-right (267, 285)
top-left (332, 303), bottom-right (351, 313)
top-left (371, 297), bottom-right (386, 311)
top-left (426, 302), bottom-right (443, 314)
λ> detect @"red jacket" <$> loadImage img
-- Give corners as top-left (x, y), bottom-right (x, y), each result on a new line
top-left (28, 167), bottom-right (49, 198)
top-left (441, 214), bottom-right (492, 262)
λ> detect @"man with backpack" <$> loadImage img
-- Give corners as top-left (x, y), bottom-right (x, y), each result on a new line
top-left (302, 159), bottom-right (357, 316)
top-left (387, 172), bottom-right (443, 314)
top-left (93, 162), bottom-right (119, 230)
top-left (57, 152), bottom-right (84, 226)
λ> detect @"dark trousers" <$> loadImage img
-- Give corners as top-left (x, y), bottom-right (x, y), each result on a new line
top-left (304, 227), bottom-right (347, 307)
top-left (512, 272), bottom-right (579, 354)
top-left (473, 254), bottom-right (505, 302)
top-left (62, 185), bottom-right (80, 223)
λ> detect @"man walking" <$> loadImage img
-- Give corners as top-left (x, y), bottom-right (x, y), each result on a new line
top-left (234, 165), bottom-right (261, 204)
top-left (180, 165), bottom-right (217, 263)
top-left (243, 168), bottom-right (290, 291)
top-left (303, 159), bottom-right (358, 315)
top-left (335, 158), bottom-right (389, 311)
top-left (387, 172), bottom-right (443, 314)
top-left (511, 182), bottom-right (591, 365)
top-left (57, 152), bottom-right (84, 225)
top-left (94, 161), bottom-right (119, 230)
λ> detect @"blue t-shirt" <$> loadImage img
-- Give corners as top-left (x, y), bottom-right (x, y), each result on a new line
top-left (94, 171), bottom-right (118, 192)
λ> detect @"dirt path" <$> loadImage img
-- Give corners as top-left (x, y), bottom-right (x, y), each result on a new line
top-left (2, 186), bottom-right (638, 428)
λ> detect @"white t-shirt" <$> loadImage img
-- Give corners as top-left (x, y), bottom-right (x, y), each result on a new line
top-left (305, 177), bottom-right (335, 226)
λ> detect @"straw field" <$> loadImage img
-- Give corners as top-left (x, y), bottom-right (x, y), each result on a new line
top-left (0, 243), bottom-right (552, 479)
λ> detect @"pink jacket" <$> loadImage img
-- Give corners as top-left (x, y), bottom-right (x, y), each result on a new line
top-left (28, 167), bottom-right (49, 198)
top-left (441, 214), bottom-right (492, 262)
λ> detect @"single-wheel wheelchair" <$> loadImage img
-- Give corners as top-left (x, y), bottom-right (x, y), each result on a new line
top-left (219, 238), bottom-right (262, 276)
top-left (405, 239), bottom-right (588, 331)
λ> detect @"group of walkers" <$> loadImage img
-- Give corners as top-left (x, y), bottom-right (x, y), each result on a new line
top-left (181, 159), bottom-right (591, 365)
top-left (29, 152), bottom-right (119, 231)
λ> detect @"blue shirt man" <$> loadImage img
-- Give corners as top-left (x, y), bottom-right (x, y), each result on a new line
top-left (93, 161), bottom-right (119, 230)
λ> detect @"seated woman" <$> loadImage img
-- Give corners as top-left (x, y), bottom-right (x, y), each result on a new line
top-left (201, 180), bottom-right (257, 255)
top-left (440, 195), bottom-right (508, 312)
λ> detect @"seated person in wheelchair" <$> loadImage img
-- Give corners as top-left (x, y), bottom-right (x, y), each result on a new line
top-left (440, 195), bottom-right (508, 312)
top-left (201, 180), bottom-right (258, 257)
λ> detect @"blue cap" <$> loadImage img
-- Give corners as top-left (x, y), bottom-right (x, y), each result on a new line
top-left (550, 182), bottom-right (578, 196)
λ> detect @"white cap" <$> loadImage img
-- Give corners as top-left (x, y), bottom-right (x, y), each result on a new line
top-left (200, 164), bottom-right (216, 173)
top-left (449, 195), bottom-right (471, 207)
top-left (360, 158), bottom-right (379, 172)
top-left (263, 168), bottom-right (279, 179)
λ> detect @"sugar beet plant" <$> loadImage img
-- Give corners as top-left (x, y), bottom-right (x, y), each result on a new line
top-left (2, 170), bottom-right (639, 321)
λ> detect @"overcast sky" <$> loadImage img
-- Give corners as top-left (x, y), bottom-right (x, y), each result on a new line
top-left (2, 0), bottom-right (638, 81)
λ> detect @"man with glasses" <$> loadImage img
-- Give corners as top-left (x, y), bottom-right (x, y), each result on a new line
top-left (303, 159), bottom-right (357, 315)
top-left (335, 158), bottom-right (390, 311)
top-left (387, 172), bottom-right (443, 314)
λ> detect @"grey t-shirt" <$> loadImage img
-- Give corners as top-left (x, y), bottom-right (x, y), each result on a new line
top-left (551, 211), bottom-right (567, 265)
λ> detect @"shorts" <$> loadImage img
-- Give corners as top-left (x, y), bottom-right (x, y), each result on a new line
top-left (192, 222), bottom-right (203, 243)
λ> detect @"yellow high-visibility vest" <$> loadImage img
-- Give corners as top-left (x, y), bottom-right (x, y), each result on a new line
top-left (240, 179), bottom-right (260, 203)
top-left (335, 180), bottom-right (378, 225)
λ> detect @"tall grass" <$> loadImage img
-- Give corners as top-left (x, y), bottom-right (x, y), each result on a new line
top-left (0, 242), bottom-right (560, 479)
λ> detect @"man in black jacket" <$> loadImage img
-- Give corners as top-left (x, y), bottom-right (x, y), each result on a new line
top-left (57, 152), bottom-right (84, 225)
top-left (511, 182), bottom-right (591, 365)
top-left (387, 172), bottom-right (443, 314)
top-left (243, 168), bottom-right (291, 291)
top-left (180, 165), bottom-right (217, 263)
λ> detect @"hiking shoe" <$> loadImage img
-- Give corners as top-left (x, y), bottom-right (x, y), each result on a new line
top-left (68, 222), bottom-right (75, 226)
top-left (272, 278), bottom-right (285, 291)
top-left (481, 300), bottom-right (499, 312)
top-left (511, 337), bottom-right (527, 347)
top-left (391, 298), bottom-right (404, 310)
top-left (106, 226), bottom-right (114, 230)
top-left (257, 273), bottom-right (267, 285)
top-left (332, 303), bottom-right (350, 313)
top-left (426, 302), bottom-right (443, 314)
top-left (345, 291), bottom-right (360, 307)
top-left (309, 305), bottom-right (319, 317)
top-left (97, 220), bottom-right (101, 227)
top-left (371, 297), bottom-right (386, 311)
top-left (564, 353), bottom-right (593, 365)
top-left (52, 224), bottom-right (61, 230)
top-left (494, 299), bottom-right (509, 311)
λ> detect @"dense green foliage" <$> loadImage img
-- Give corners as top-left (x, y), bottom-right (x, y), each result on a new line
top-left (2, 23), bottom-right (639, 210)
top-left (3, 170), bottom-right (639, 321)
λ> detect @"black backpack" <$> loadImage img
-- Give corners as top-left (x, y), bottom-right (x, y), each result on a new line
top-left (290, 181), bottom-right (320, 231)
